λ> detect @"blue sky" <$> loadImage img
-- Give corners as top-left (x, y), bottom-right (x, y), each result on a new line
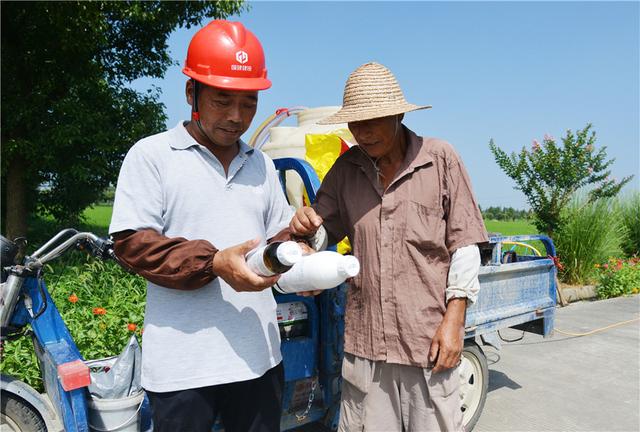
top-left (133, 1), bottom-right (639, 209)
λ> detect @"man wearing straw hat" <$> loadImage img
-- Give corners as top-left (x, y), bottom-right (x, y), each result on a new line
top-left (290, 62), bottom-right (488, 431)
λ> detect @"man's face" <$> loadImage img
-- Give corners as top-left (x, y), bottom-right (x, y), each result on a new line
top-left (348, 115), bottom-right (402, 159)
top-left (187, 81), bottom-right (258, 147)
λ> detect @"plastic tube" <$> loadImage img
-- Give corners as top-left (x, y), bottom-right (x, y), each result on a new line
top-left (248, 106), bottom-right (308, 151)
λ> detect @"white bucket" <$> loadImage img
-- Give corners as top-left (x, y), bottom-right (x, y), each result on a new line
top-left (87, 391), bottom-right (144, 432)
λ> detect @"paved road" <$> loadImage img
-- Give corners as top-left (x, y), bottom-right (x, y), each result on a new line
top-left (475, 295), bottom-right (640, 432)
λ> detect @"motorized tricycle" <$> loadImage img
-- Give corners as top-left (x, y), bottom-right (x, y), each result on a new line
top-left (1, 158), bottom-right (557, 431)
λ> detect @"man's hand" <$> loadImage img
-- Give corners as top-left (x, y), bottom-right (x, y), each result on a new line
top-left (294, 241), bottom-right (322, 297)
top-left (290, 206), bottom-right (323, 237)
top-left (428, 298), bottom-right (466, 373)
top-left (212, 238), bottom-right (280, 292)
top-left (297, 241), bottom-right (315, 255)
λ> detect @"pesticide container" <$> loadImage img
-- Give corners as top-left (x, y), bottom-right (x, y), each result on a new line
top-left (87, 391), bottom-right (144, 432)
top-left (260, 106), bottom-right (351, 208)
top-left (274, 251), bottom-right (360, 294)
top-left (246, 241), bottom-right (302, 276)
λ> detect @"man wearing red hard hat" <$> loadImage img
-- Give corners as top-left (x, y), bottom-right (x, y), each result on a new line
top-left (109, 20), bottom-right (293, 431)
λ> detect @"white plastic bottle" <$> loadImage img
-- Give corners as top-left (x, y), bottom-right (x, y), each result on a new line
top-left (246, 241), bottom-right (303, 276)
top-left (274, 251), bottom-right (360, 294)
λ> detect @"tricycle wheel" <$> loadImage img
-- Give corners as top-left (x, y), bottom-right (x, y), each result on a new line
top-left (0, 392), bottom-right (47, 432)
top-left (459, 341), bottom-right (489, 431)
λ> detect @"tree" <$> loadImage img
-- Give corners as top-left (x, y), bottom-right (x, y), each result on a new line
top-left (489, 124), bottom-right (633, 236)
top-left (480, 206), bottom-right (531, 221)
top-left (1, 1), bottom-right (245, 238)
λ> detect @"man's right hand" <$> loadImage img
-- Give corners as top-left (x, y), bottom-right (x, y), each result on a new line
top-left (289, 206), bottom-right (323, 237)
top-left (212, 238), bottom-right (280, 292)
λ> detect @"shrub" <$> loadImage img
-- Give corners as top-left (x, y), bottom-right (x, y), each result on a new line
top-left (554, 196), bottom-right (626, 284)
top-left (489, 124), bottom-right (633, 236)
top-left (596, 257), bottom-right (640, 299)
top-left (0, 258), bottom-right (145, 392)
top-left (619, 191), bottom-right (640, 257)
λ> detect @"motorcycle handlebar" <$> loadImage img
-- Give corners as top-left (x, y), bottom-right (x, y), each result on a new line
top-left (25, 231), bottom-right (114, 271)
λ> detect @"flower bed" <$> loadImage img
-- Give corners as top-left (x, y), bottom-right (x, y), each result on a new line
top-left (0, 258), bottom-right (145, 391)
top-left (595, 257), bottom-right (640, 299)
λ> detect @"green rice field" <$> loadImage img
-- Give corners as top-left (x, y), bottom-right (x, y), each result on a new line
top-left (82, 205), bottom-right (113, 230)
top-left (484, 219), bottom-right (538, 236)
top-left (84, 205), bottom-right (539, 238)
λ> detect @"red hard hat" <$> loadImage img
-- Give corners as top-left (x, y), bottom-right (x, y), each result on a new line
top-left (183, 20), bottom-right (271, 91)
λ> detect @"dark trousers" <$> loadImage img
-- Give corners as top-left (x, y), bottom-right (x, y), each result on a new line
top-left (146, 362), bottom-right (284, 432)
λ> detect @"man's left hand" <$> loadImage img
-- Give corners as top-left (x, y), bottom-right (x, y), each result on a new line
top-left (428, 298), bottom-right (466, 373)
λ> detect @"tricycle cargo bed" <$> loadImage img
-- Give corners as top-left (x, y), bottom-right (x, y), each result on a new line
top-left (466, 235), bottom-right (557, 342)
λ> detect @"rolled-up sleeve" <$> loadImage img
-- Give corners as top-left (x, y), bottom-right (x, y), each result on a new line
top-left (446, 244), bottom-right (481, 304)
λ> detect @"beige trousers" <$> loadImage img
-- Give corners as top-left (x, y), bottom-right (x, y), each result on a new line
top-left (338, 354), bottom-right (464, 432)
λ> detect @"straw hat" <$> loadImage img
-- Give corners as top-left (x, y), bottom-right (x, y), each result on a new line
top-left (318, 62), bottom-right (431, 125)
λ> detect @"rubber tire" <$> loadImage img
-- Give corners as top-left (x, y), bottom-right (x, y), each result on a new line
top-left (0, 392), bottom-right (47, 432)
top-left (460, 341), bottom-right (489, 432)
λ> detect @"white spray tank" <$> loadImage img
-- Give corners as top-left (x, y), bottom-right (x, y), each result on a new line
top-left (259, 106), bottom-right (353, 209)
top-left (274, 251), bottom-right (360, 294)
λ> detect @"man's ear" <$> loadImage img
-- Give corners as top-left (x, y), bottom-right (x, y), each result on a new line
top-left (398, 113), bottom-right (405, 123)
top-left (185, 79), bottom-right (194, 107)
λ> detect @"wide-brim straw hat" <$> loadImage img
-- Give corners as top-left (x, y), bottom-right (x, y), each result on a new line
top-left (318, 62), bottom-right (431, 125)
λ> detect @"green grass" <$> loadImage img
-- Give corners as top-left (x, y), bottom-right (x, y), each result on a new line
top-left (24, 205), bottom-right (113, 252)
top-left (483, 219), bottom-right (548, 257)
top-left (483, 219), bottom-right (538, 236)
top-left (555, 197), bottom-right (626, 284)
top-left (83, 205), bottom-right (537, 236)
top-left (35, 205), bottom-right (547, 258)
top-left (81, 206), bottom-right (545, 247)
top-left (82, 205), bottom-right (113, 230)
top-left (619, 191), bottom-right (640, 257)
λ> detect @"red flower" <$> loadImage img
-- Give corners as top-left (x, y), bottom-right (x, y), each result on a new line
top-left (127, 323), bottom-right (137, 332)
top-left (68, 293), bottom-right (78, 304)
top-left (603, 264), bottom-right (609, 269)
top-left (92, 307), bottom-right (107, 315)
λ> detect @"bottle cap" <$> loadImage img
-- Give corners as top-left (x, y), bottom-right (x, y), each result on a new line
top-left (338, 255), bottom-right (360, 278)
top-left (277, 241), bottom-right (303, 266)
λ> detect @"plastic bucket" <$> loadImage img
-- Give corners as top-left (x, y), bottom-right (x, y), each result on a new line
top-left (87, 391), bottom-right (144, 432)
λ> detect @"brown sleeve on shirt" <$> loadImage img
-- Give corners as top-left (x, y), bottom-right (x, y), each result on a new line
top-left (312, 164), bottom-right (348, 246)
top-left (443, 158), bottom-right (489, 254)
top-left (112, 229), bottom-right (218, 290)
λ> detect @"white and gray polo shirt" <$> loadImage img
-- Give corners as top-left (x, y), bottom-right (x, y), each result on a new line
top-left (110, 122), bottom-right (293, 392)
